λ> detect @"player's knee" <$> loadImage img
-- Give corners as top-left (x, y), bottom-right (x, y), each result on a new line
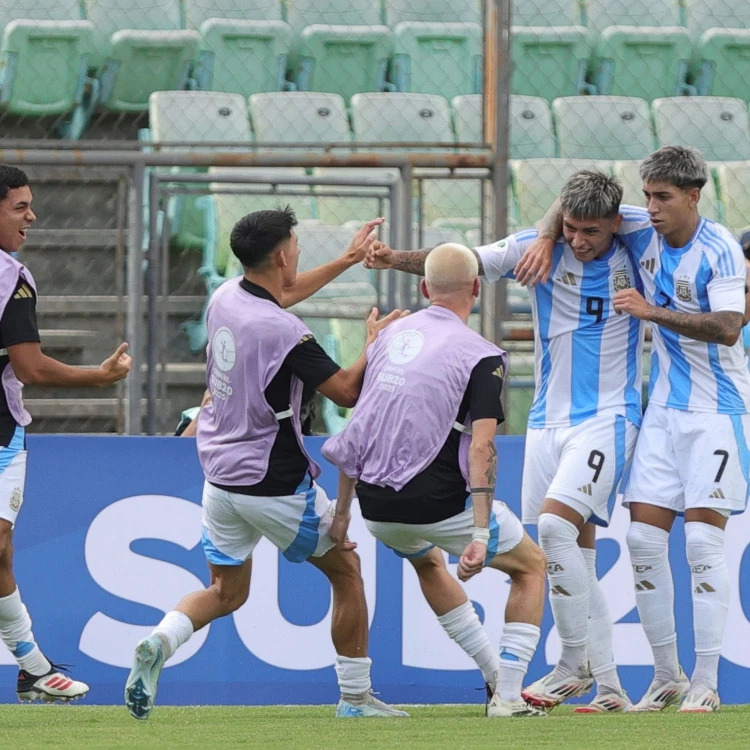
top-left (537, 512), bottom-right (578, 554)
top-left (626, 521), bottom-right (667, 564)
top-left (0, 525), bottom-right (12, 566)
top-left (685, 522), bottom-right (724, 568)
top-left (212, 581), bottom-right (249, 615)
top-left (509, 543), bottom-right (547, 585)
top-left (326, 549), bottom-right (364, 587)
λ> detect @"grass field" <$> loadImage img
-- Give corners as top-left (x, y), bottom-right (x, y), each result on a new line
top-left (1, 704), bottom-right (748, 749)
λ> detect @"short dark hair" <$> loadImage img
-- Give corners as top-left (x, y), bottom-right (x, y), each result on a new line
top-left (0, 165), bottom-right (29, 202)
top-left (560, 170), bottom-right (623, 221)
top-left (639, 146), bottom-right (708, 191)
top-left (230, 206), bottom-right (298, 268)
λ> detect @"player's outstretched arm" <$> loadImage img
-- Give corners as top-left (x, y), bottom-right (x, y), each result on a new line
top-left (281, 218), bottom-right (384, 308)
top-left (458, 417), bottom-right (498, 582)
top-left (365, 240), bottom-right (486, 277)
top-left (316, 307), bottom-right (408, 407)
top-left (330, 473), bottom-right (358, 552)
top-left (8, 341), bottom-right (132, 387)
top-left (514, 198), bottom-right (562, 287)
top-left (613, 288), bottom-right (743, 345)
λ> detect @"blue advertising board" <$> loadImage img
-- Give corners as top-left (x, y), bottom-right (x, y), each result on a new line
top-left (1, 435), bottom-right (748, 706)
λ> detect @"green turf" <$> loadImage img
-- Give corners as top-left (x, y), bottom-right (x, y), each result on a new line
top-left (1, 704), bottom-right (748, 750)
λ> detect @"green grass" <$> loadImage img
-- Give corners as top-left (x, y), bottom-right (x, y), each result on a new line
top-left (1, 704), bottom-right (748, 749)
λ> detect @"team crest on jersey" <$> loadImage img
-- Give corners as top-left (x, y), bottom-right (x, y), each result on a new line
top-left (9, 487), bottom-right (22, 512)
top-left (612, 269), bottom-right (631, 291)
top-left (676, 277), bottom-right (692, 302)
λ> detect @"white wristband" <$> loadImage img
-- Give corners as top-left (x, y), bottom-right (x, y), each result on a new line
top-left (470, 526), bottom-right (491, 543)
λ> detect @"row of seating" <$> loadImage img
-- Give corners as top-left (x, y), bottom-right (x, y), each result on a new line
top-left (3, 0), bottom-right (750, 133)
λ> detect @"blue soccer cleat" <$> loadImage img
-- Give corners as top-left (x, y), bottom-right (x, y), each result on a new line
top-left (335, 692), bottom-right (410, 718)
top-left (124, 635), bottom-right (166, 721)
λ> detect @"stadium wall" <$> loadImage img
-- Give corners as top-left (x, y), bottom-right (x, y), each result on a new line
top-left (1, 435), bottom-right (749, 706)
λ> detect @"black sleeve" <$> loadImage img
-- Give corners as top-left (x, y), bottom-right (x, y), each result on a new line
top-left (467, 355), bottom-right (505, 423)
top-left (284, 335), bottom-right (342, 389)
top-left (0, 281), bottom-right (40, 348)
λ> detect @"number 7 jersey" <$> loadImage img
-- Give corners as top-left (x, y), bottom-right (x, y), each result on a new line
top-left (618, 206), bottom-right (750, 414)
top-left (475, 230), bottom-right (645, 429)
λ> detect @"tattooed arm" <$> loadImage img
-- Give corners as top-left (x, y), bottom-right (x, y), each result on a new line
top-left (364, 243), bottom-right (485, 276)
top-left (467, 418), bottom-right (499, 530)
top-left (613, 288), bottom-right (743, 345)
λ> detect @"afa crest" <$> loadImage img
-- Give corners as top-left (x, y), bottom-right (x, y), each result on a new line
top-left (676, 278), bottom-right (692, 302)
top-left (9, 487), bottom-right (22, 513)
top-left (613, 269), bottom-right (631, 292)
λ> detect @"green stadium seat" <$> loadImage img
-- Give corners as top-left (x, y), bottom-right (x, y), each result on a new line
top-left (613, 159), bottom-right (721, 222)
top-left (587, 0), bottom-right (691, 100)
top-left (86, 0), bottom-right (199, 112)
top-left (390, 22), bottom-right (482, 101)
top-left (453, 94), bottom-right (556, 158)
top-left (285, 1), bottom-right (392, 101)
top-left (688, 2), bottom-right (750, 101)
top-left (553, 96), bottom-right (654, 160)
top-left (652, 96), bottom-right (750, 162)
top-left (0, 2), bottom-right (94, 128)
top-left (386, 0), bottom-right (482, 26)
top-left (511, 27), bottom-right (591, 102)
top-left (511, 158), bottom-right (613, 227)
top-left (249, 92), bottom-right (351, 147)
top-left (149, 91), bottom-right (252, 251)
top-left (716, 161), bottom-right (750, 232)
top-left (512, 0), bottom-right (583, 26)
top-left (185, 1), bottom-right (292, 98)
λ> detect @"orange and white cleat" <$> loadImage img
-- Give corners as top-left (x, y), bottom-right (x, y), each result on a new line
top-left (574, 689), bottom-right (633, 713)
top-left (631, 669), bottom-right (690, 712)
top-left (679, 684), bottom-right (720, 713)
top-left (17, 664), bottom-right (89, 703)
top-left (522, 671), bottom-right (594, 710)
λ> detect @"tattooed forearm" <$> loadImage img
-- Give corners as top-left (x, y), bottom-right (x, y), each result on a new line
top-left (647, 308), bottom-right (743, 346)
top-left (537, 197), bottom-right (564, 241)
top-left (391, 250), bottom-right (430, 276)
top-left (484, 440), bottom-right (497, 488)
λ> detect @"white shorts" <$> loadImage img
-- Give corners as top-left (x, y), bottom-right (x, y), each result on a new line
top-left (365, 501), bottom-right (524, 565)
top-left (0, 428), bottom-right (27, 527)
top-left (522, 414), bottom-right (638, 527)
top-left (623, 404), bottom-right (750, 515)
top-left (201, 475), bottom-right (336, 566)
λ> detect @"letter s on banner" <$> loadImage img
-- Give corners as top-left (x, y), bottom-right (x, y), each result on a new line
top-left (79, 495), bottom-right (210, 668)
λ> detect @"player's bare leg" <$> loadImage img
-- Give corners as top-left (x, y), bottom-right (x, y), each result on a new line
top-left (575, 523), bottom-right (631, 713)
top-left (310, 546), bottom-right (408, 718)
top-left (125, 560), bottom-right (251, 720)
top-left (485, 533), bottom-right (547, 717)
top-left (0, 520), bottom-right (88, 703)
top-left (523, 500), bottom-right (594, 710)
top-left (627, 503), bottom-right (689, 711)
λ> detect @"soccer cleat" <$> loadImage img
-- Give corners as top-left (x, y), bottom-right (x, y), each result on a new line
top-left (521, 671), bottom-right (594, 709)
top-left (488, 692), bottom-right (548, 717)
top-left (124, 635), bottom-right (166, 721)
top-left (679, 684), bottom-right (720, 713)
top-left (335, 691), bottom-right (410, 718)
top-left (574, 689), bottom-right (633, 713)
top-left (631, 669), bottom-right (690, 712)
top-left (17, 663), bottom-right (89, 703)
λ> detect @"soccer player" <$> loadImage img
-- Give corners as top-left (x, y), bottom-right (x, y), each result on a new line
top-left (523, 146), bottom-right (750, 713)
top-left (323, 243), bottom-right (547, 717)
top-left (0, 165), bottom-right (132, 702)
top-left (366, 171), bottom-right (644, 713)
top-left (125, 207), bottom-right (407, 720)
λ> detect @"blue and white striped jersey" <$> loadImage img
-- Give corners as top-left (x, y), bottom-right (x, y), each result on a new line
top-left (476, 230), bottom-right (645, 429)
top-left (618, 205), bottom-right (750, 414)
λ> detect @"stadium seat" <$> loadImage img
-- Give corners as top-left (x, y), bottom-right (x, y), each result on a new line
top-left (249, 92), bottom-right (351, 147)
top-left (86, 0), bottom-right (200, 112)
top-left (0, 2), bottom-right (94, 128)
top-left (512, 0), bottom-right (583, 26)
top-left (553, 96), bottom-right (654, 160)
top-left (390, 22), bottom-right (482, 101)
top-left (512, 158), bottom-right (613, 227)
top-left (688, 1), bottom-right (750, 101)
top-left (453, 94), bottom-right (555, 158)
top-left (386, 0), bottom-right (482, 26)
top-left (613, 159), bottom-right (721, 223)
top-left (312, 167), bottom-right (397, 225)
top-left (716, 161), bottom-right (750, 232)
top-left (285, 0), bottom-right (392, 101)
top-left (587, 0), bottom-right (692, 100)
top-left (184, 1), bottom-right (292, 98)
top-left (148, 91), bottom-right (252, 251)
top-left (652, 97), bottom-right (750, 162)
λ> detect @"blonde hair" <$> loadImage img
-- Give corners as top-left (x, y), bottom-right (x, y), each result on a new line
top-left (424, 242), bottom-right (478, 294)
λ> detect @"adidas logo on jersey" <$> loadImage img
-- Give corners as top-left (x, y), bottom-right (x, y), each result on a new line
top-left (13, 284), bottom-right (32, 299)
top-left (577, 484), bottom-right (593, 496)
top-left (640, 258), bottom-right (656, 273)
top-left (557, 272), bottom-right (577, 286)
top-left (710, 488), bottom-right (726, 499)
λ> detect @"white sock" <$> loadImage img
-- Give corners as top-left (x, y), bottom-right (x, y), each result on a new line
top-left (685, 522), bottom-right (729, 692)
top-left (152, 611), bottom-right (194, 661)
top-left (0, 587), bottom-right (52, 675)
top-left (497, 622), bottom-right (541, 701)
top-left (581, 548), bottom-right (622, 693)
top-left (335, 655), bottom-right (372, 699)
top-left (626, 522), bottom-right (679, 684)
top-left (538, 513), bottom-right (589, 678)
top-left (437, 601), bottom-right (500, 690)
